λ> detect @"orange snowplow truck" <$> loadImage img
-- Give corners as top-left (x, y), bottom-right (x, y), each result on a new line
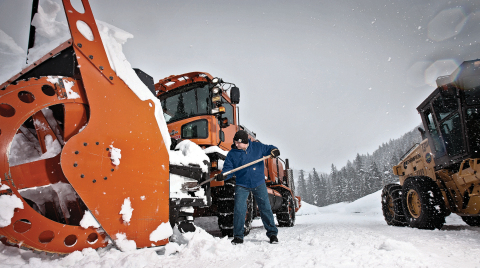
top-left (155, 73), bottom-right (301, 237)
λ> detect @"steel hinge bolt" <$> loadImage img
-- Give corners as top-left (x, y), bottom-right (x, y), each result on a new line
top-left (78, 43), bottom-right (82, 48)
top-left (89, 55), bottom-right (94, 59)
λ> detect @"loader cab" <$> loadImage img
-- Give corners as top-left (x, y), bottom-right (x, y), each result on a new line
top-left (155, 72), bottom-right (239, 151)
top-left (417, 60), bottom-right (480, 170)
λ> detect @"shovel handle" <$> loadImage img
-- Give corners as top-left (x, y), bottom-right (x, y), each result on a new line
top-left (198, 155), bottom-right (272, 187)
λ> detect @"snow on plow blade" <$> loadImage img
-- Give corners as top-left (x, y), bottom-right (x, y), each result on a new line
top-left (0, 0), bottom-right (170, 254)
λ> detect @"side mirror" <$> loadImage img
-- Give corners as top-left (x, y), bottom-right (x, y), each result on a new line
top-left (230, 87), bottom-right (240, 104)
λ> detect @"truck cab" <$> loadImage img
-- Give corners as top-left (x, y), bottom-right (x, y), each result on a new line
top-left (417, 59), bottom-right (480, 171)
top-left (155, 72), bottom-right (239, 152)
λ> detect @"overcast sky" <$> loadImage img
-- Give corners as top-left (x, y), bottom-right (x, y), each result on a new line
top-left (1, 0), bottom-right (480, 173)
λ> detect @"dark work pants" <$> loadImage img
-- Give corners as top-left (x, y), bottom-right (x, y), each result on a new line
top-left (233, 183), bottom-right (278, 239)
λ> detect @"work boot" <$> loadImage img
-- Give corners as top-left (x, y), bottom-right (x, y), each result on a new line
top-left (269, 235), bottom-right (278, 244)
top-left (231, 237), bottom-right (243, 245)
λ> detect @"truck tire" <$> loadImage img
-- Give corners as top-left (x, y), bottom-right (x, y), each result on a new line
top-left (461, 216), bottom-right (480, 226)
top-left (277, 194), bottom-right (295, 227)
top-left (402, 176), bottom-right (447, 230)
top-left (381, 184), bottom-right (407, 226)
top-left (216, 181), bottom-right (235, 237)
top-left (216, 181), bottom-right (253, 237)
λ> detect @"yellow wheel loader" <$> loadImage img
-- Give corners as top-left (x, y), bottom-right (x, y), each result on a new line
top-left (382, 59), bottom-right (480, 229)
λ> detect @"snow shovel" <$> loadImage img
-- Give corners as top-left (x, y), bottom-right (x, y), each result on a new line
top-left (183, 155), bottom-right (272, 191)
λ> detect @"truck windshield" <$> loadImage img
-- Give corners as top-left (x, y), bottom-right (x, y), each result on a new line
top-left (160, 85), bottom-right (211, 123)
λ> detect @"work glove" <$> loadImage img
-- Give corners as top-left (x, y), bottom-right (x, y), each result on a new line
top-left (270, 149), bottom-right (280, 158)
top-left (215, 173), bottom-right (225, 181)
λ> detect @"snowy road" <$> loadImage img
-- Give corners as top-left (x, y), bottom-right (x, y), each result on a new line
top-left (1, 190), bottom-right (480, 267)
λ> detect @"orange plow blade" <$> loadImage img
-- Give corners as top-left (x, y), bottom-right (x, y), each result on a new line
top-left (59, 0), bottom-right (170, 249)
top-left (0, 0), bottom-right (171, 254)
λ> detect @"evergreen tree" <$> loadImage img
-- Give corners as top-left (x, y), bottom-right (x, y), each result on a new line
top-left (345, 161), bottom-right (357, 202)
top-left (312, 168), bottom-right (322, 205)
top-left (297, 170), bottom-right (307, 199)
top-left (329, 164), bottom-right (340, 203)
top-left (353, 153), bottom-right (366, 199)
top-left (368, 161), bottom-right (383, 193)
top-left (306, 173), bottom-right (314, 204)
top-left (318, 174), bottom-right (328, 206)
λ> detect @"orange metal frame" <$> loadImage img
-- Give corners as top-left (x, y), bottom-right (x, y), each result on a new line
top-left (0, 78), bottom-right (107, 253)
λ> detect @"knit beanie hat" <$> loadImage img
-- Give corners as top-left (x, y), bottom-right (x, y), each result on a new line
top-left (233, 130), bottom-right (249, 144)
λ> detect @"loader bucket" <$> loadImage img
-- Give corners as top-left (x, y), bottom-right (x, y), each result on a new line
top-left (0, 0), bottom-right (170, 253)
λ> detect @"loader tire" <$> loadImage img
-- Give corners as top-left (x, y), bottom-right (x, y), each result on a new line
top-left (461, 216), bottom-right (480, 227)
top-left (402, 176), bottom-right (447, 230)
top-left (277, 194), bottom-right (295, 227)
top-left (381, 184), bottom-right (407, 226)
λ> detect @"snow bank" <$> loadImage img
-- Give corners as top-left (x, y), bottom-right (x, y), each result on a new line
top-left (296, 201), bottom-right (321, 216)
top-left (0, 195), bottom-right (23, 227)
top-left (3, 188), bottom-right (480, 267)
top-left (297, 190), bottom-right (383, 217)
top-left (316, 190), bottom-right (382, 215)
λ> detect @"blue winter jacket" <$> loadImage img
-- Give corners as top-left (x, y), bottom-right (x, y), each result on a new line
top-left (222, 140), bottom-right (277, 188)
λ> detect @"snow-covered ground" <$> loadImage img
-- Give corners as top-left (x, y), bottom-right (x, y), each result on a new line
top-left (2, 190), bottom-right (480, 268)
top-left (2, 1), bottom-right (480, 267)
